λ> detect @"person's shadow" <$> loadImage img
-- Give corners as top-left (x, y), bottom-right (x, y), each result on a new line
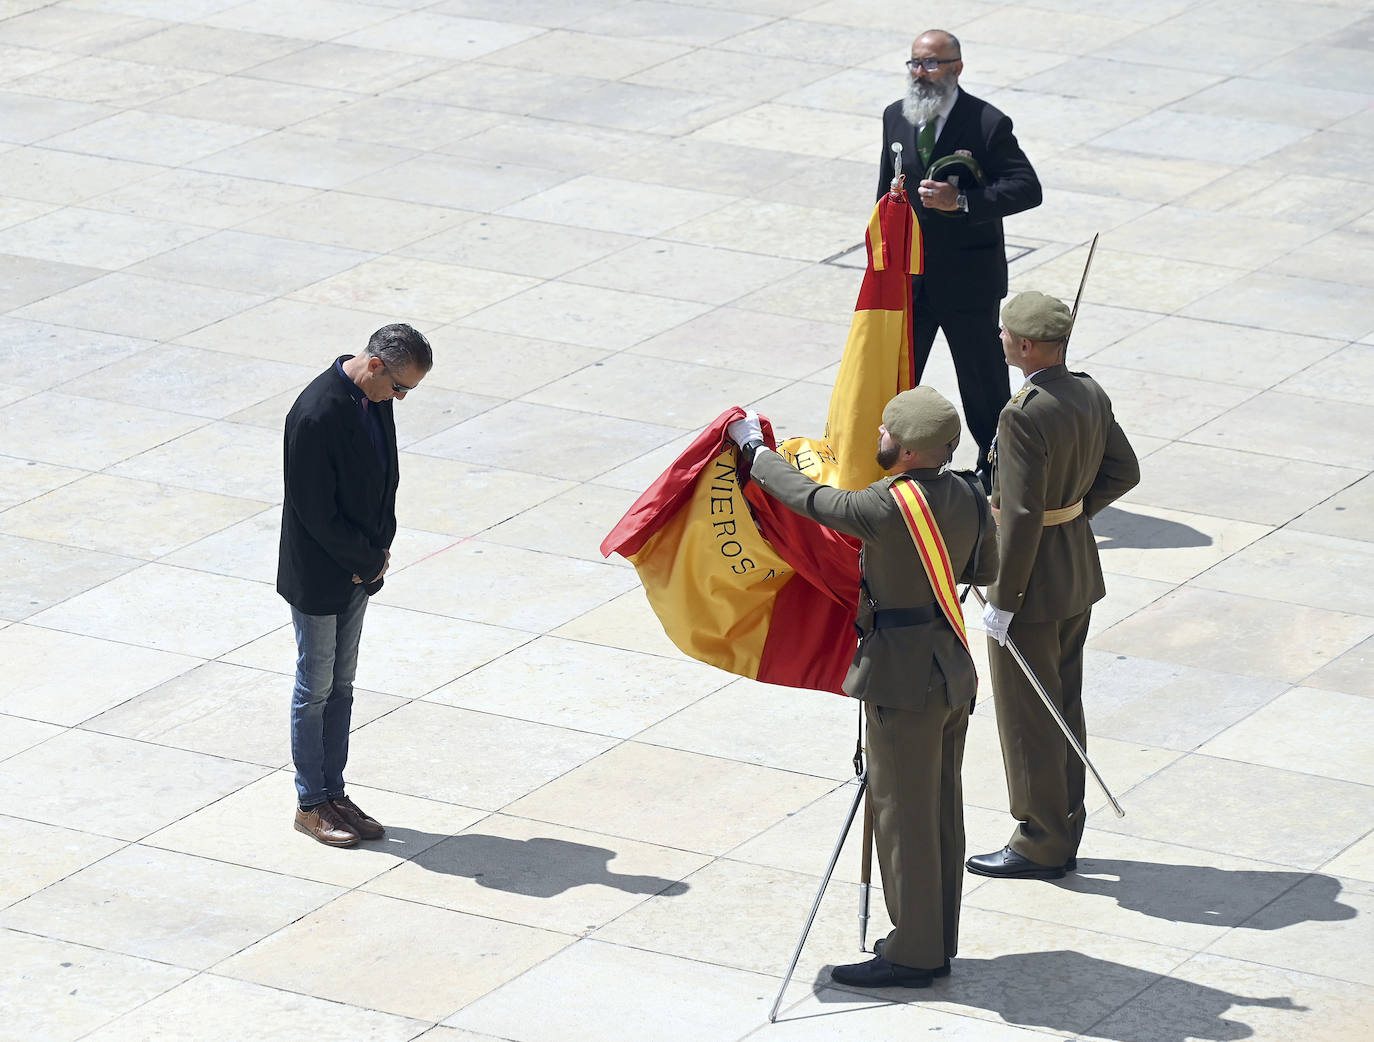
top-left (369, 827), bottom-right (689, 899)
top-left (1059, 859), bottom-right (1356, 929)
top-left (800, 860), bottom-right (1351, 1036)
top-left (808, 950), bottom-right (1307, 1041)
top-left (1092, 505), bottom-right (1211, 551)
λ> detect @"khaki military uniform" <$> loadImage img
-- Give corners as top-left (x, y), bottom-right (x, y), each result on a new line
top-left (749, 450), bottom-right (997, 970)
top-left (988, 364), bottom-right (1139, 866)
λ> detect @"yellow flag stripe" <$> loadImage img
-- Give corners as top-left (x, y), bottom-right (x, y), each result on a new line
top-left (625, 449), bottom-right (795, 677)
top-left (867, 205), bottom-right (884, 271)
top-left (907, 205), bottom-right (920, 274)
top-left (888, 480), bottom-right (969, 651)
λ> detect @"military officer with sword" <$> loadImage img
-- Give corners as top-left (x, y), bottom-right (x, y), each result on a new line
top-left (748, 276), bottom-right (1135, 1017)
top-left (969, 288), bottom-right (1140, 880)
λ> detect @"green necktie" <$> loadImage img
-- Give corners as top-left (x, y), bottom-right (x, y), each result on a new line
top-left (917, 120), bottom-right (936, 169)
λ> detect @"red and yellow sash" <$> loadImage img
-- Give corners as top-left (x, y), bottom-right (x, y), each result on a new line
top-left (888, 478), bottom-right (969, 653)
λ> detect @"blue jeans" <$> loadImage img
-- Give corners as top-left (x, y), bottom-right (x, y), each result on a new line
top-left (289, 585), bottom-right (368, 807)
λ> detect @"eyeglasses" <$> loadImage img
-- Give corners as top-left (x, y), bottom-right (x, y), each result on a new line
top-left (382, 365), bottom-right (416, 395)
top-left (906, 57), bottom-right (959, 72)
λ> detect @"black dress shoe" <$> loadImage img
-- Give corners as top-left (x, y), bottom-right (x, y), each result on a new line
top-left (871, 939), bottom-right (950, 977)
top-left (966, 845), bottom-right (1067, 880)
top-left (830, 955), bottom-right (933, 989)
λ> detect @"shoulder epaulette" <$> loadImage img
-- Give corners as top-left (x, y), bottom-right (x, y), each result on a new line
top-left (1009, 386), bottom-right (1037, 407)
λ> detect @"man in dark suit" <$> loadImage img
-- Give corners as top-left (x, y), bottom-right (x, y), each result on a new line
top-left (728, 387), bottom-right (997, 988)
top-left (878, 29), bottom-right (1042, 491)
top-left (970, 292), bottom-right (1138, 879)
top-left (278, 323), bottom-right (432, 847)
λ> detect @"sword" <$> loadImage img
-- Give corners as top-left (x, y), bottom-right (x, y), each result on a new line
top-left (1065, 232), bottom-right (1099, 352)
top-left (965, 584), bottom-right (1125, 818)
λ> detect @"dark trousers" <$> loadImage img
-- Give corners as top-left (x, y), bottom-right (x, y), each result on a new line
top-left (911, 278), bottom-right (1011, 468)
top-left (987, 608), bottom-right (1091, 866)
top-left (866, 693), bottom-right (970, 970)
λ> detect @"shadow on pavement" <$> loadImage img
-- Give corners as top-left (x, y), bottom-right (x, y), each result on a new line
top-left (1059, 859), bottom-right (1357, 929)
top-left (1093, 505), bottom-right (1212, 551)
top-left (371, 828), bottom-right (690, 899)
top-left (808, 949), bottom-right (1306, 1041)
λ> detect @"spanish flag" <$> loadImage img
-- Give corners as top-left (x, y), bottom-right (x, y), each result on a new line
top-left (601, 409), bottom-right (858, 693)
top-left (600, 188), bottom-right (922, 692)
top-left (778, 189), bottom-right (921, 490)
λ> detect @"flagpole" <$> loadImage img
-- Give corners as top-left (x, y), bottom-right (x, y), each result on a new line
top-left (856, 700), bottom-right (872, 951)
top-left (858, 792), bottom-right (873, 951)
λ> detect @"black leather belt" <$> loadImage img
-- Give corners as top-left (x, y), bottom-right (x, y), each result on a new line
top-left (871, 604), bottom-right (939, 629)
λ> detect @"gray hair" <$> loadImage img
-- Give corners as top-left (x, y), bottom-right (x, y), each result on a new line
top-left (365, 323), bottom-right (432, 373)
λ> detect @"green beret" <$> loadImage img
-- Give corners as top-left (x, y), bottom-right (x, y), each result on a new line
top-left (882, 386), bottom-right (961, 453)
top-left (1002, 291), bottom-right (1072, 342)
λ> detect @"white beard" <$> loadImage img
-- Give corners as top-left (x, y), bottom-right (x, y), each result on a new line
top-left (902, 77), bottom-right (951, 126)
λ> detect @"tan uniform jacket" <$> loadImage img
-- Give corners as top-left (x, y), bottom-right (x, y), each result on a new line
top-left (988, 365), bottom-right (1140, 623)
top-left (750, 450), bottom-right (998, 712)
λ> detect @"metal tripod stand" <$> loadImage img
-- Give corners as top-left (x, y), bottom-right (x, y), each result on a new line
top-left (768, 700), bottom-right (871, 1023)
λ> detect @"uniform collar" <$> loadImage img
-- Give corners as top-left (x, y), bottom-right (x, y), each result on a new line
top-left (1023, 363), bottom-right (1069, 388)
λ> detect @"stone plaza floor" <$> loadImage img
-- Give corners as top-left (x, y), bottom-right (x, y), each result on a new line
top-left (2, 0), bottom-right (1373, 1039)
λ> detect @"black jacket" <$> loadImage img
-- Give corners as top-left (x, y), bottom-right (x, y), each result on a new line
top-left (277, 358), bottom-right (397, 615)
top-left (877, 89), bottom-right (1041, 305)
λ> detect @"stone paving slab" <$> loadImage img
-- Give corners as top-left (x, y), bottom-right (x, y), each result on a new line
top-left (1, 1), bottom-right (1371, 1040)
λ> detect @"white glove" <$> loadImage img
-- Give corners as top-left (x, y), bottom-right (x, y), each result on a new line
top-left (726, 410), bottom-right (762, 448)
top-left (982, 602), bottom-right (1014, 646)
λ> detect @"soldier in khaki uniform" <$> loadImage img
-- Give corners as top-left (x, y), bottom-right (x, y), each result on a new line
top-left (727, 387), bottom-right (997, 988)
top-left (969, 292), bottom-right (1140, 880)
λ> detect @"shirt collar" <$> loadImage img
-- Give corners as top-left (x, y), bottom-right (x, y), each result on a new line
top-left (922, 86), bottom-right (959, 131)
top-left (334, 355), bottom-right (368, 407)
top-left (935, 86), bottom-right (959, 125)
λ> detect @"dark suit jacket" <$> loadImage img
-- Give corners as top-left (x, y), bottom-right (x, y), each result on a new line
top-left (277, 357), bottom-right (398, 615)
top-left (989, 366), bottom-right (1140, 623)
top-left (877, 89), bottom-right (1041, 306)
top-left (750, 451), bottom-right (998, 713)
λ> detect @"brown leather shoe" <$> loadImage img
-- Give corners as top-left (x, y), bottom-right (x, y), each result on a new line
top-left (294, 802), bottom-right (359, 847)
top-left (331, 795), bottom-right (384, 840)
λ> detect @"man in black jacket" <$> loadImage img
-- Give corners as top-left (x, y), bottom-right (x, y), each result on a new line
top-left (278, 323), bottom-right (432, 847)
top-left (878, 29), bottom-right (1042, 491)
